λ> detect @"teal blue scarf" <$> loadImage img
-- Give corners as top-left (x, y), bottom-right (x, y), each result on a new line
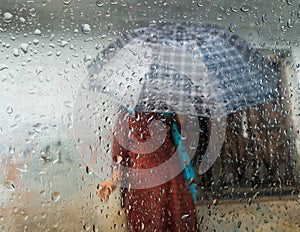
top-left (169, 117), bottom-right (197, 202)
top-left (127, 110), bottom-right (197, 201)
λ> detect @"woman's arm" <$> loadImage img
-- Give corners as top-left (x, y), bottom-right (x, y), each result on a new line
top-left (96, 112), bottom-right (128, 202)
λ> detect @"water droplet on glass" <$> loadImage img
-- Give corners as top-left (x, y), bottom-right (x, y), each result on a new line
top-left (13, 48), bottom-right (20, 57)
top-left (0, 64), bottom-right (8, 71)
top-left (23, 213), bottom-right (29, 221)
top-left (237, 221), bottom-right (242, 228)
top-left (64, 101), bottom-right (72, 108)
top-left (20, 43), bottom-right (29, 54)
top-left (34, 29), bottom-right (42, 35)
top-left (29, 8), bottom-right (37, 17)
top-left (62, 0), bottom-right (72, 5)
top-left (229, 23), bottom-right (236, 32)
top-left (262, 14), bottom-right (267, 22)
top-left (14, 114), bottom-right (21, 121)
top-left (51, 192), bottom-right (61, 202)
top-left (231, 4), bottom-right (238, 12)
top-left (240, 6), bottom-right (250, 12)
top-left (96, 0), bottom-right (104, 7)
top-left (33, 39), bottom-right (39, 45)
top-left (181, 214), bottom-right (190, 219)
top-left (19, 17), bottom-right (26, 23)
top-left (60, 40), bottom-right (68, 47)
top-left (287, 19), bottom-right (293, 28)
top-left (6, 106), bottom-right (13, 114)
top-left (3, 12), bottom-right (13, 23)
top-left (197, 1), bottom-right (203, 7)
top-left (81, 24), bottom-right (91, 34)
top-left (217, 13), bottom-right (223, 21)
top-left (84, 55), bottom-right (92, 62)
top-left (4, 180), bottom-right (15, 191)
top-left (16, 163), bottom-right (28, 172)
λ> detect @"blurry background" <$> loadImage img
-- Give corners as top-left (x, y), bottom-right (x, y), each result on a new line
top-left (0, 0), bottom-right (299, 231)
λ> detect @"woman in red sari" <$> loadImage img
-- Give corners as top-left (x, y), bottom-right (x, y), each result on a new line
top-left (97, 111), bottom-right (197, 232)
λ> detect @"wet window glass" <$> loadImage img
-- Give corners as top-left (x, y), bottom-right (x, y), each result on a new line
top-left (1, 1), bottom-right (299, 231)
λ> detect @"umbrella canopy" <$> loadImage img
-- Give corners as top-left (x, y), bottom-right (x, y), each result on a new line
top-left (80, 23), bottom-right (280, 187)
top-left (88, 23), bottom-right (279, 117)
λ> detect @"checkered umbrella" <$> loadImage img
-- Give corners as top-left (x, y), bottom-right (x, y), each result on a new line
top-left (88, 23), bottom-right (278, 117)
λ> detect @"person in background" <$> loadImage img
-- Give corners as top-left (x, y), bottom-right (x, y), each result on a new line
top-left (96, 110), bottom-right (197, 232)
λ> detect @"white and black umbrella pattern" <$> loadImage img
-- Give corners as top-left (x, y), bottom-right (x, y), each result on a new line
top-left (88, 23), bottom-right (279, 117)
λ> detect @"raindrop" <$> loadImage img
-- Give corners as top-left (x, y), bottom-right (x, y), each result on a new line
top-left (4, 180), bottom-right (15, 191)
top-left (13, 48), bottom-right (20, 57)
top-left (241, 6), bottom-right (250, 12)
top-left (20, 43), bottom-right (29, 54)
top-left (217, 13), bottom-right (223, 21)
top-left (231, 4), bottom-right (238, 12)
top-left (23, 213), bottom-right (29, 221)
top-left (62, 0), bottom-right (72, 5)
top-left (228, 23), bottom-right (236, 32)
top-left (287, 19), bottom-right (293, 28)
top-left (3, 12), bottom-right (13, 23)
top-left (51, 192), bottom-right (61, 202)
top-left (59, 40), bottom-right (68, 47)
top-left (16, 163), bottom-right (28, 172)
top-left (96, 0), bottom-right (104, 7)
top-left (9, 146), bottom-right (15, 154)
top-left (6, 106), bottom-right (13, 114)
top-left (86, 166), bottom-right (91, 174)
top-left (286, 0), bottom-right (293, 5)
top-left (19, 17), bottom-right (26, 23)
top-left (64, 101), bottom-right (72, 108)
top-left (84, 54), bottom-right (92, 62)
top-left (29, 8), bottom-right (37, 17)
top-left (181, 214), bottom-right (190, 219)
top-left (36, 66), bottom-right (43, 75)
top-left (81, 24), bottom-right (91, 34)
top-left (33, 39), bottom-right (39, 45)
top-left (83, 223), bottom-right (91, 230)
top-left (14, 114), bottom-right (21, 121)
top-left (32, 122), bottom-right (42, 129)
top-left (197, 1), bottom-right (203, 7)
top-left (262, 14), bottom-right (268, 22)
top-left (237, 221), bottom-right (242, 228)
top-left (34, 29), bottom-right (42, 35)
top-left (212, 199), bottom-right (218, 205)
top-left (110, 0), bottom-right (118, 5)
top-left (0, 64), bottom-right (8, 71)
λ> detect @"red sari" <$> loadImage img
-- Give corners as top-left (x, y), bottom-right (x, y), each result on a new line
top-left (112, 112), bottom-right (197, 232)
